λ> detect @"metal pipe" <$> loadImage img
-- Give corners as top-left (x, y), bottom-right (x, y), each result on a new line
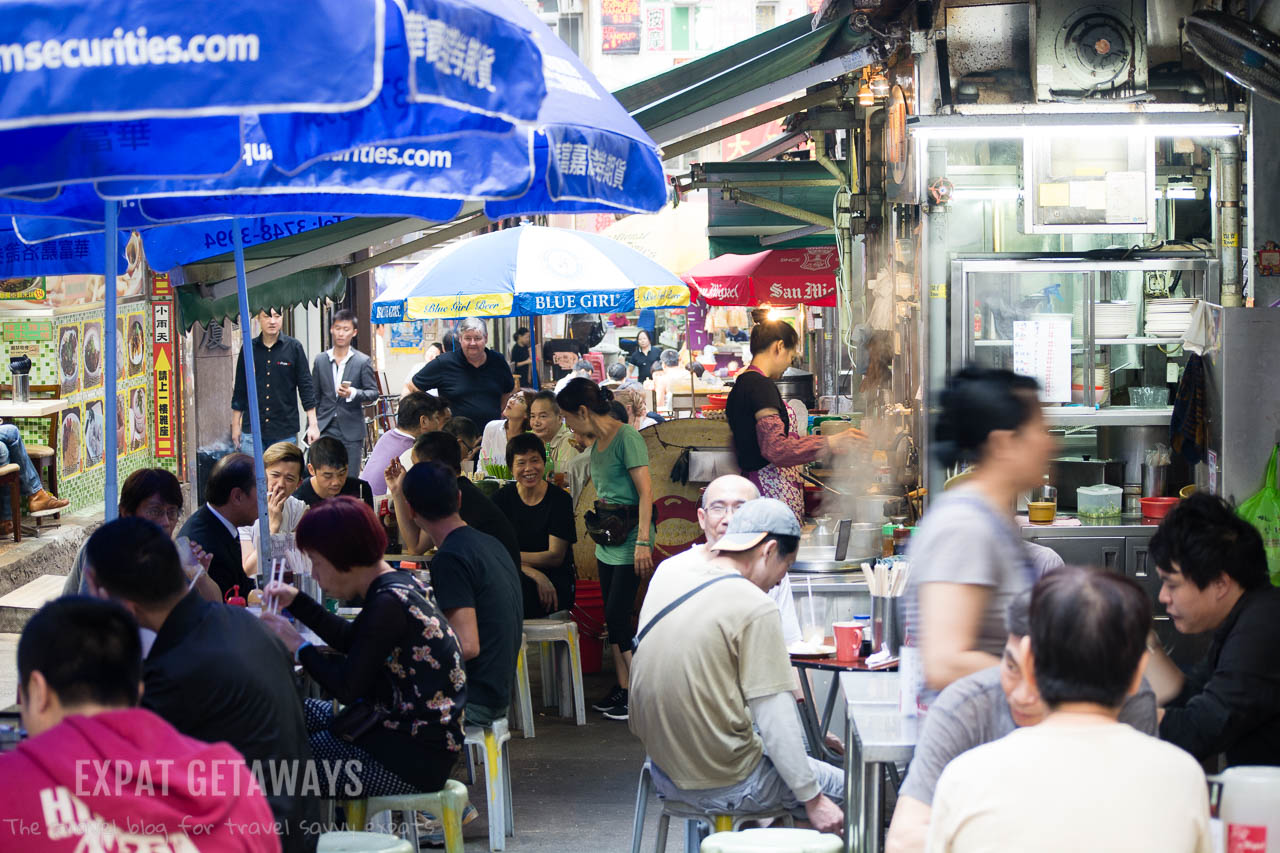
top-left (814, 131), bottom-right (847, 184)
top-left (924, 139), bottom-right (949, 501)
top-left (660, 85), bottom-right (843, 160)
top-left (1213, 138), bottom-right (1243, 307)
top-left (103, 201), bottom-right (119, 520)
top-left (687, 179), bottom-right (843, 189)
top-left (760, 224), bottom-right (832, 245)
top-left (728, 188), bottom-right (835, 228)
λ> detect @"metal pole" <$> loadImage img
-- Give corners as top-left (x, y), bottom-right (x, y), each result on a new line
top-left (232, 220), bottom-right (272, 579)
top-left (925, 139), bottom-right (949, 500)
top-left (1215, 139), bottom-right (1243, 307)
top-left (103, 202), bottom-right (119, 521)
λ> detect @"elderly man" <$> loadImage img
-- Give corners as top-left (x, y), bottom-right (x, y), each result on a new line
top-left (411, 317), bottom-right (515, 428)
top-left (528, 390), bottom-right (579, 476)
top-left (655, 475), bottom-right (802, 647)
top-left (886, 587), bottom-right (1158, 853)
top-left (630, 498), bottom-right (844, 834)
top-left (1144, 493), bottom-right (1280, 767)
top-left (927, 569), bottom-right (1211, 853)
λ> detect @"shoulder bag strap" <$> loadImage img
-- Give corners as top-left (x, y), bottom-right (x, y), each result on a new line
top-left (633, 574), bottom-right (748, 648)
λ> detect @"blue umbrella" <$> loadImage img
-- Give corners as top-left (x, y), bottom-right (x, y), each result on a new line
top-left (371, 225), bottom-right (689, 322)
top-left (0, 0), bottom-right (548, 193)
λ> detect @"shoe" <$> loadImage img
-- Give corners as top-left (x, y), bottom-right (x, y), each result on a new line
top-left (28, 490), bottom-right (69, 513)
top-left (418, 804), bottom-right (478, 848)
top-left (592, 684), bottom-right (625, 712)
top-left (602, 691), bottom-right (629, 721)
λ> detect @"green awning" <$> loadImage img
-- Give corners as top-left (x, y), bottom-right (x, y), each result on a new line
top-left (176, 266), bottom-right (346, 331)
top-left (709, 234), bottom-right (834, 257)
top-left (618, 13), bottom-right (872, 142)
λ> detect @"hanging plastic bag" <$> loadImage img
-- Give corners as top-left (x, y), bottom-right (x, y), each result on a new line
top-left (1238, 445), bottom-right (1280, 586)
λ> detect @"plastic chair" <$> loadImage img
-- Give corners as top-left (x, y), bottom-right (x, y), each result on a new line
top-left (509, 635), bottom-right (535, 738)
top-left (701, 828), bottom-right (842, 852)
top-left (631, 759), bottom-right (795, 853)
top-left (464, 718), bottom-right (514, 851)
top-left (524, 616), bottom-right (586, 725)
top-left (317, 831), bottom-right (413, 852)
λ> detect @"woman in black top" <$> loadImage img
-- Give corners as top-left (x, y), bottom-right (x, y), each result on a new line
top-left (260, 496), bottom-right (466, 796)
top-left (626, 329), bottom-right (663, 382)
top-left (510, 327), bottom-right (532, 388)
top-left (493, 432), bottom-right (577, 618)
top-left (725, 319), bottom-right (865, 521)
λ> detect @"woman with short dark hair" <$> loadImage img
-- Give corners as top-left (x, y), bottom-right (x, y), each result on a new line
top-left (259, 496), bottom-right (467, 796)
top-left (493, 433), bottom-right (577, 618)
top-left (725, 319), bottom-right (865, 520)
top-left (904, 366), bottom-right (1058, 699)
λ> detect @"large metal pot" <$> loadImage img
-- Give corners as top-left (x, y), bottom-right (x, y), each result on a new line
top-left (775, 366), bottom-right (816, 409)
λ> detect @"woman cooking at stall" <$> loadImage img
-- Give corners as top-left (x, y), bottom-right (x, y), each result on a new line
top-left (556, 378), bottom-right (653, 722)
top-left (725, 318), bottom-right (865, 521)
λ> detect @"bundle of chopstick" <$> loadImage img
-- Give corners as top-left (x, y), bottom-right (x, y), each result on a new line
top-left (860, 559), bottom-right (911, 598)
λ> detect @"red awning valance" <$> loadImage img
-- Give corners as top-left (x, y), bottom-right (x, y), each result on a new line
top-left (683, 246), bottom-right (840, 306)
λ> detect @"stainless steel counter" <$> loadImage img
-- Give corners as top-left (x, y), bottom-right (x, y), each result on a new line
top-left (1019, 515), bottom-right (1160, 539)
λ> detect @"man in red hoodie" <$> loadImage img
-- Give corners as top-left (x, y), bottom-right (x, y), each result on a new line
top-left (1, 597), bottom-right (281, 852)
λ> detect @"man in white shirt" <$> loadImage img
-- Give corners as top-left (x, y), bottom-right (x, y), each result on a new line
top-left (630, 498), bottom-right (843, 834)
top-left (654, 474), bottom-right (802, 647)
top-left (927, 567), bottom-right (1212, 853)
top-left (312, 308), bottom-right (379, 476)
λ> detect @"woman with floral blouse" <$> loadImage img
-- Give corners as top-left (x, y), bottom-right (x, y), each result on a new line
top-left (260, 496), bottom-right (466, 796)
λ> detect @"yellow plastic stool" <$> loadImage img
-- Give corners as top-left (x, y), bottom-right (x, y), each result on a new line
top-left (317, 831), bottom-right (413, 852)
top-left (510, 635), bottom-right (536, 738)
top-left (339, 779), bottom-right (470, 853)
top-left (464, 718), bottom-right (514, 851)
top-left (524, 617), bottom-right (586, 725)
top-left (701, 828), bottom-right (842, 852)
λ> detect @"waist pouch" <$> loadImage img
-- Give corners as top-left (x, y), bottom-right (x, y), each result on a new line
top-left (584, 501), bottom-right (641, 547)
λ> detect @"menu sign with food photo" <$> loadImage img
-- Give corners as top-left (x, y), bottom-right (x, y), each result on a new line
top-left (82, 320), bottom-right (103, 392)
top-left (129, 386), bottom-right (147, 454)
top-left (58, 323), bottom-right (80, 396)
top-left (60, 405), bottom-right (81, 478)
top-left (116, 392), bottom-right (128, 459)
top-left (83, 398), bottom-right (106, 471)
top-left (126, 314), bottom-right (145, 378)
top-left (116, 317), bottom-right (126, 381)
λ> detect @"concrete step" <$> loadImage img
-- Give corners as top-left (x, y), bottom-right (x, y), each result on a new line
top-left (0, 574), bottom-right (64, 632)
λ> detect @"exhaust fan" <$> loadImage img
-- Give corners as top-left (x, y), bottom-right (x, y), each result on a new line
top-left (1185, 1), bottom-right (1280, 102)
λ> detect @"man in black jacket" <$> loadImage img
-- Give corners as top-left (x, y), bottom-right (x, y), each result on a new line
top-left (178, 453), bottom-right (258, 598)
top-left (84, 517), bottom-right (321, 852)
top-left (1145, 493), bottom-right (1280, 767)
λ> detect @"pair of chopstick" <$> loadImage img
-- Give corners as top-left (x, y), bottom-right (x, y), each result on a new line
top-left (860, 560), bottom-right (911, 598)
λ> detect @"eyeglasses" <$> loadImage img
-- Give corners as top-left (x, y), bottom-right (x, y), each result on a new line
top-left (705, 501), bottom-right (746, 520)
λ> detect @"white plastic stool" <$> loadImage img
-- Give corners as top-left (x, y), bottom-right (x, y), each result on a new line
top-left (317, 831), bottom-right (413, 852)
top-left (358, 779), bottom-right (470, 853)
top-left (656, 800), bottom-right (795, 853)
top-left (524, 616), bottom-right (586, 725)
top-left (464, 718), bottom-right (514, 851)
top-left (509, 635), bottom-right (535, 738)
top-left (701, 828), bottom-right (842, 852)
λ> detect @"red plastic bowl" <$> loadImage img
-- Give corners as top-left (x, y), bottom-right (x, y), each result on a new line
top-left (1140, 497), bottom-right (1179, 519)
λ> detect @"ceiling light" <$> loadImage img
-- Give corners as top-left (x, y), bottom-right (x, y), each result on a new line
top-left (857, 81), bottom-right (874, 107)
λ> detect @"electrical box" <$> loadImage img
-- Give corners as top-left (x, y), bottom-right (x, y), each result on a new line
top-left (1033, 0), bottom-right (1148, 101)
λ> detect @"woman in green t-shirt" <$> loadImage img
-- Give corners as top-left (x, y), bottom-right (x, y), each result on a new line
top-left (556, 378), bottom-right (654, 722)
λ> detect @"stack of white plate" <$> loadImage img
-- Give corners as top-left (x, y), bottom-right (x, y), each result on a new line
top-left (1145, 298), bottom-right (1198, 337)
top-left (1095, 301), bottom-right (1139, 338)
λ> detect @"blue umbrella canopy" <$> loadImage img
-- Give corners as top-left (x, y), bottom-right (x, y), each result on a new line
top-left (0, 0), bottom-right (547, 192)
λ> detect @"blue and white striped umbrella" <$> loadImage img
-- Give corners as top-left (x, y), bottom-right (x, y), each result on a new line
top-left (372, 224), bottom-right (689, 322)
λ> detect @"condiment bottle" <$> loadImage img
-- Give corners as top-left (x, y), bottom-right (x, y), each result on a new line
top-left (224, 585), bottom-right (247, 607)
top-left (882, 523), bottom-right (896, 558)
top-left (893, 525), bottom-right (912, 555)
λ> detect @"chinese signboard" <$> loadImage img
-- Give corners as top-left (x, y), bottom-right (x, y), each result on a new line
top-left (1, 319), bottom-right (53, 341)
top-left (602, 0), bottom-right (641, 53)
top-left (645, 7), bottom-right (666, 51)
top-left (152, 301), bottom-right (175, 458)
top-left (152, 271), bottom-right (172, 298)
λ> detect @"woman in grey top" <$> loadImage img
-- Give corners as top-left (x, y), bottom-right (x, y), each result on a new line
top-left (904, 367), bottom-right (1056, 694)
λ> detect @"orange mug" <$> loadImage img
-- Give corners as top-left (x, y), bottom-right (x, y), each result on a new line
top-left (833, 621), bottom-right (864, 661)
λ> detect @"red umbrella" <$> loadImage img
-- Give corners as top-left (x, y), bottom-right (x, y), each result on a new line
top-left (682, 246), bottom-right (841, 307)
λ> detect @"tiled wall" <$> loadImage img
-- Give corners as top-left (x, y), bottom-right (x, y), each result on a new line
top-left (8, 299), bottom-right (175, 513)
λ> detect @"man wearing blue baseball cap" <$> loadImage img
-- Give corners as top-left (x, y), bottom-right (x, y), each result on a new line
top-left (629, 498), bottom-right (844, 835)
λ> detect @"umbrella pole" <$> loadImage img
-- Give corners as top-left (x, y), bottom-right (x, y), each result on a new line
top-left (529, 318), bottom-right (539, 391)
top-left (103, 202), bottom-right (119, 521)
top-left (232, 220), bottom-right (272, 582)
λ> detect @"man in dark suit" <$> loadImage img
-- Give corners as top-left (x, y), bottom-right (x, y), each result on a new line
top-left (312, 309), bottom-right (379, 477)
top-left (84, 517), bottom-right (321, 853)
top-left (178, 453), bottom-right (258, 598)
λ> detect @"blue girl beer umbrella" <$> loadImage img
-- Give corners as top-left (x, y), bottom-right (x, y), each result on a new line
top-left (1, 0), bottom-right (668, 571)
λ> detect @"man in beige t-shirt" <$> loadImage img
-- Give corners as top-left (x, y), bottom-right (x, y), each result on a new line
top-left (629, 498), bottom-right (843, 834)
top-left (927, 568), bottom-right (1211, 853)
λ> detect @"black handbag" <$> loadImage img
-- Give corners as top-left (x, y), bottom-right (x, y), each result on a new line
top-left (584, 501), bottom-right (640, 546)
top-left (330, 700), bottom-right (388, 743)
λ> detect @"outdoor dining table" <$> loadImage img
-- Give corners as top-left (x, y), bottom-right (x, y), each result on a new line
top-left (839, 671), bottom-right (919, 853)
top-left (790, 648), bottom-right (898, 765)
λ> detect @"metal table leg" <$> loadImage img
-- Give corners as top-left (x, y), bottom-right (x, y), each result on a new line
top-left (798, 666), bottom-right (843, 764)
top-left (844, 713), bottom-right (863, 853)
top-left (865, 763), bottom-right (883, 853)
